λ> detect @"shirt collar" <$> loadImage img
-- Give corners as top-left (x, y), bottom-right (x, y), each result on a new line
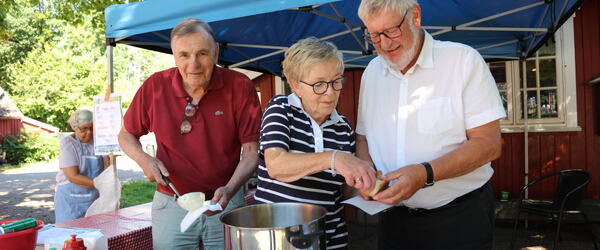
top-left (287, 93), bottom-right (345, 126)
top-left (382, 30), bottom-right (434, 75)
top-left (171, 66), bottom-right (224, 98)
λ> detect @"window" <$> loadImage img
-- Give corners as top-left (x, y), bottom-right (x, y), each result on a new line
top-left (488, 16), bottom-right (579, 132)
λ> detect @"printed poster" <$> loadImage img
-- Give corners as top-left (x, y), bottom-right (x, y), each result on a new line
top-left (93, 93), bottom-right (123, 155)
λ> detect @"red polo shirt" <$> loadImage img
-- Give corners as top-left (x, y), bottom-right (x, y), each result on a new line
top-left (123, 67), bottom-right (262, 198)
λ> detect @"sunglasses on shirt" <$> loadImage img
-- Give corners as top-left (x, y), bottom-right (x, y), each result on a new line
top-left (180, 97), bottom-right (198, 134)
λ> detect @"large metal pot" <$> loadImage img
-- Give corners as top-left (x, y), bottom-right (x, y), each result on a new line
top-left (220, 202), bottom-right (327, 250)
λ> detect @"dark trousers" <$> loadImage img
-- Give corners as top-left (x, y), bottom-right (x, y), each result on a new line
top-left (378, 182), bottom-right (494, 250)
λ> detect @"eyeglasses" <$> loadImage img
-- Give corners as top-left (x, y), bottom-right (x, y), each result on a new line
top-left (364, 9), bottom-right (410, 44)
top-left (180, 97), bottom-right (198, 134)
top-left (76, 125), bottom-right (93, 133)
top-left (299, 77), bottom-right (345, 95)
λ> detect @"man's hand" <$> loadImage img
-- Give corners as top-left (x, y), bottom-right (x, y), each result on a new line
top-left (204, 186), bottom-right (229, 216)
top-left (139, 155), bottom-right (169, 186)
top-left (372, 164), bottom-right (427, 204)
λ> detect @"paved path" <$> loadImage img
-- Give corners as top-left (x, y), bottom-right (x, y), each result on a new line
top-left (0, 157), bottom-right (145, 223)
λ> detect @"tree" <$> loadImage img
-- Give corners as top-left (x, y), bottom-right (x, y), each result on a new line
top-left (0, 2), bottom-right (54, 92)
top-left (2, 0), bottom-right (170, 131)
top-left (6, 20), bottom-right (106, 130)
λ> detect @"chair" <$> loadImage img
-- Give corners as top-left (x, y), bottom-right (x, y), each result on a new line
top-left (510, 169), bottom-right (598, 250)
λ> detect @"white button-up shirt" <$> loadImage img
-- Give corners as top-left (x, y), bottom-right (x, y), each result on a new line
top-left (356, 32), bottom-right (506, 209)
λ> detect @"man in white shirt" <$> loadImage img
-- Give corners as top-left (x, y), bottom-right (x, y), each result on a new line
top-left (356, 0), bottom-right (506, 249)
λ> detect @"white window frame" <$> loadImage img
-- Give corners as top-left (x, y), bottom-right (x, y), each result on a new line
top-left (497, 16), bottom-right (580, 133)
top-left (488, 61), bottom-right (515, 126)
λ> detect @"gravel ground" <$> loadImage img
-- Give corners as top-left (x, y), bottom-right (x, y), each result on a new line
top-left (0, 156), bottom-right (146, 224)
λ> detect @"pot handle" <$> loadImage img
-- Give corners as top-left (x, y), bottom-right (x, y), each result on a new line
top-left (288, 230), bottom-right (325, 249)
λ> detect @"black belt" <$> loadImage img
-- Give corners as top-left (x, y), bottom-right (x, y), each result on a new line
top-left (397, 182), bottom-right (488, 216)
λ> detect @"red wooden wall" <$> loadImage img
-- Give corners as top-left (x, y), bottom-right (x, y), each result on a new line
top-left (252, 73), bottom-right (276, 111)
top-left (493, 0), bottom-right (600, 199)
top-left (0, 118), bottom-right (23, 141)
top-left (254, 0), bottom-right (600, 199)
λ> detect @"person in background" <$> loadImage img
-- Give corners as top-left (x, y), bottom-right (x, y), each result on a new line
top-left (55, 108), bottom-right (106, 223)
top-left (118, 18), bottom-right (262, 250)
top-left (253, 37), bottom-right (377, 249)
top-left (355, 0), bottom-right (506, 249)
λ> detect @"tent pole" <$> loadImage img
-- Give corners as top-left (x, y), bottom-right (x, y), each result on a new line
top-left (521, 60), bottom-right (529, 200)
top-left (106, 40), bottom-right (114, 93)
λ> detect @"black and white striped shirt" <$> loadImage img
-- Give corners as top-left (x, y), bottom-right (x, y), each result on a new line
top-left (254, 94), bottom-right (354, 249)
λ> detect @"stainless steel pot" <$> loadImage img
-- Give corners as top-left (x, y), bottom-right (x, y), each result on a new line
top-left (220, 202), bottom-right (327, 250)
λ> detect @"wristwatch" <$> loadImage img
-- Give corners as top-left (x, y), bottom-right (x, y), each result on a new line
top-left (421, 162), bottom-right (434, 188)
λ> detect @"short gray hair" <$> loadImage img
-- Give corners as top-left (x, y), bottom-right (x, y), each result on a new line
top-left (67, 108), bottom-right (93, 130)
top-left (358, 0), bottom-right (417, 22)
top-left (282, 37), bottom-right (344, 82)
top-left (171, 18), bottom-right (216, 45)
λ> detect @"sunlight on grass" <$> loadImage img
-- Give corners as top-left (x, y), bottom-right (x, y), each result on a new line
top-left (120, 180), bottom-right (156, 208)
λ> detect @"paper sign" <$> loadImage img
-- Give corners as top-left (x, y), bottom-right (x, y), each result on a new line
top-left (93, 94), bottom-right (123, 155)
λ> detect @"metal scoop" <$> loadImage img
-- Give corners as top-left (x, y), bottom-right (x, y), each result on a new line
top-left (161, 173), bottom-right (205, 211)
top-left (161, 173), bottom-right (182, 198)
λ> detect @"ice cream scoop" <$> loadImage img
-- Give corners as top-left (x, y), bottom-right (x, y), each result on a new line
top-left (177, 192), bottom-right (206, 211)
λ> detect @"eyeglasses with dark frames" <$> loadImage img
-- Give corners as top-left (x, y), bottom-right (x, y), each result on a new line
top-left (364, 9), bottom-right (410, 44)
top-left (180, 97), bottom-right (198, 134)
top-left (299, 77), bottom-right (345, 95)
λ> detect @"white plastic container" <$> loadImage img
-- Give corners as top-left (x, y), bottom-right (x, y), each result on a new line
top-left (44, 231), bottom-right (107, 250)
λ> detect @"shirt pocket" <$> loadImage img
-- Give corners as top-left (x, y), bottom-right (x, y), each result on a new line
top-left (417, 97), bottom-right (454, 134)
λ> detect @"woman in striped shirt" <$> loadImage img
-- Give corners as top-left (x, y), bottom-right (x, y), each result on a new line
top-left (253, 37), bottom-right (377, 249)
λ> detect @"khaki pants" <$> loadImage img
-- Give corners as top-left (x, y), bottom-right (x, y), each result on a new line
top-left (151, 189), bottom-right (244, 250)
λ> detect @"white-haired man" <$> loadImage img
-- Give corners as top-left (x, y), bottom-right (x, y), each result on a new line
top-left (356, 0), bottom-right (506, 249)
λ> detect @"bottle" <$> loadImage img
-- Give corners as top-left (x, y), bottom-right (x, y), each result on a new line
top-left (62, 234), bottom-right (87, 250)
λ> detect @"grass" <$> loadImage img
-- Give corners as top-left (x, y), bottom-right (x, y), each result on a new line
top-left (120, 180), bottom-right (156, 208)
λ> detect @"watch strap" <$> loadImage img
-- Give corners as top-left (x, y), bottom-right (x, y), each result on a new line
top-left (421, 162), bottom-right (434, 188)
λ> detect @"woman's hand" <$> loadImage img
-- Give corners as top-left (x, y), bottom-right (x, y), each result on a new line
top-left (334, 152), bottom-right (377, 192)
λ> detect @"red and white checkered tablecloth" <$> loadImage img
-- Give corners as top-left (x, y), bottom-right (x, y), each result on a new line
top-left (55, 203), bottom-right (153, 250)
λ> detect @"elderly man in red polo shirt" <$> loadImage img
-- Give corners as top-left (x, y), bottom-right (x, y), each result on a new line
top-left (118, 18), bottom-right (262, 250)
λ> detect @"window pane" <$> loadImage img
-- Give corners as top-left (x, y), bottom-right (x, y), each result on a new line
top-left (500, 92), bottom-right (508, 116)
top-left (521, 90), bottom-right (538, 119)
top-left (539, 59), bottom-right (557, 87)
top-left (525, 60), bottom-right (537, 88)
top-left (538, 39), bottom-right (556, 57)
top-left (540, 90), bottom-right (558, 118)
top-left (519, 61), bottom-right (524, 88)
top-left (489, 62), bottom-right (506, 83)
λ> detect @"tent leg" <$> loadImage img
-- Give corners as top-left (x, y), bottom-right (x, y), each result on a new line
top-left (107, 45), bottom-right (114, 92)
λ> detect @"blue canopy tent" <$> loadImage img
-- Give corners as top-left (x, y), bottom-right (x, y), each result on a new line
top-left (104, 0), bottom-right (585, 196)
top-left (105, 0), bottom-right (584, 76)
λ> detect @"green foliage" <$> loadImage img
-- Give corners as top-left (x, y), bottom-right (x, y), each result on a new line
top-left (0, 0), bottom-right (171, 131)
top-left (0, 3), bottom-right (54, 91)
top-left (120, 180), bottom-right (156, 208)
top-left (1, 131), bottom-right (59, 164)
top-left (6, 20), bottom-right (106, 130)
top-left (113, 46), bottom-right (174, 108)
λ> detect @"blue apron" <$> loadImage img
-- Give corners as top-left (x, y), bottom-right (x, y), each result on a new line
top-left (54, 138), bottom-right (103, 223)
